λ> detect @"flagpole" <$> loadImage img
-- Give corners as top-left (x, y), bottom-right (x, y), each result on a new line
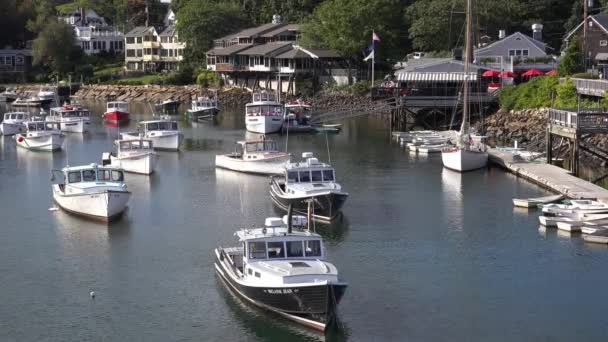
top-left (371, 31), bottom-right (375, 89)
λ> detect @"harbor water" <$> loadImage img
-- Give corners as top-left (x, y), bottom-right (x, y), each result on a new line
top-left (1, 101), bottom-right (608, 341)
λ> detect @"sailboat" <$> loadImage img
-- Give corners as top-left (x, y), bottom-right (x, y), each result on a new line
top-left (441, 0), bottom-right (488, 172)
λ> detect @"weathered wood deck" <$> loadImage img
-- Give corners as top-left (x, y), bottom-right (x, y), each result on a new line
top-left (488, 148), bottom-right (608, 200)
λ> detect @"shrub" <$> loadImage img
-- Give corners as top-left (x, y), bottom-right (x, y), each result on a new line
top-left (499, 75), bottom-right (558, 110)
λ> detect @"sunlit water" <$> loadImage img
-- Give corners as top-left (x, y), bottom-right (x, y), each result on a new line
top-left (1, 101), bottom-right (608, 341)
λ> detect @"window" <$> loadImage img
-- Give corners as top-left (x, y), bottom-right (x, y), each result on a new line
top-left (322, 169), bottom-right (334, 181)
top-left (305, 240), bottom-right (322, 257)
top-left (112, 170), bottom-right (124, 182)
top-left (311, 170), bottom-right (322, 182)
top-left (147, 122), bottom-right (159, 130)
top-left (126, 49), bottom-right (135, 57)
top-left (68, 172), bottom-right (82, 183)
top-left (82, 170), bottom-right (96, 181)
top-left (601, 40), bottom-right (608, 47)
top-left (136, 37), bottom-right (142, 44)
top-left (248, 268), bottom-right (252, 275)
top-left (522, 49), bottom-right (529, 56)
top-left (126, 37), bottom-right (135, 44)
top-left (267, 241), bottom-right (285, 258)
top-left (254, 272), bottom-right (261, 278)
top-left (137, 49), bottom-right (143, 57)
top-left (248, 241), bottom-right (267, 259)
top-left (508, 49), bottom-right (515, 56)
top-left (97, 170), bottom-right (111, 181)
top-left (120, 141), bottom-right (131, 150)
top-left (142, 141), bottom-right (151, 149)
top-left (299, 171), bottom-right (311, 182)
top-left (286, 241), bottom-right (303, 257)
top-left (287, 171), bottom-right (298, 183)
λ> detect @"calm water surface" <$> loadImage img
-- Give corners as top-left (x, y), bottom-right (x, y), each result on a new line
top-left (1, 101), bottom-right (608, 341)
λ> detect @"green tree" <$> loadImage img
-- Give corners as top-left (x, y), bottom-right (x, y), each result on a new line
top-left (300, 0), bottom-right (408, 61)
top-left (558, 35), bottom-right (583, 76)
top-left (0, 0), bottom-right (35, 47)
top-left (554, 78), bottom-right (578, 108)
top-left (176, 0), bottom-right (249, 65)
top-left (32, 19), bottom-right (84, 77)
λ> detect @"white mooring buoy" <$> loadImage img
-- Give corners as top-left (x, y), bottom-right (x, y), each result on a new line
top-left (89, 291), bottom-right (96, 299)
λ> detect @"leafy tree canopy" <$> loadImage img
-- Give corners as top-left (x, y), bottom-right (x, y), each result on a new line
top-left (32, 19), bottom-right (84, 76)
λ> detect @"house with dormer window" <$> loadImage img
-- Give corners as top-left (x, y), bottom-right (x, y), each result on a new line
top-left (59, 8), bottom-right (124, 55)
top-left (564, 14), bottom-right (608, 73)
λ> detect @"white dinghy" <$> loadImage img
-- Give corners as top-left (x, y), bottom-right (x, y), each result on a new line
top-left (51, 164), bottom-right (131, 221)
top-left (15, 121), bottom-right (64, 151)
top-left (102, 139), bottom-right (158, 175)
top-left (215, 136), bottom-right (290, 175)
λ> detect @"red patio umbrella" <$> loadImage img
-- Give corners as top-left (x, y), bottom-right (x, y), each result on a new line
top-left (522, 68), bottom-right (544, 77)
top-left (498, 71), bottom-right (515, 78)
top-left (482, 70), bottom-right (500, 77)
top-left (545, 69), bottom-right (557, 75)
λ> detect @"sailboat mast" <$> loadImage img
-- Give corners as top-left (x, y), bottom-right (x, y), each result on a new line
top-left (460, 0), bottom-right (472, 134)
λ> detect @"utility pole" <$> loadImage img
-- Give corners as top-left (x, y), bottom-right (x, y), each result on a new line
top-left (583, 0), bottom-right (588, 71)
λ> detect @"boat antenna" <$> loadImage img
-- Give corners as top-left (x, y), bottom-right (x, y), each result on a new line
top-left (325, 131), bottom-right (331, 164)
top-left (287, 204), bottom-right (293, 234)
top-left (285, 109), bottom-right (290, 152)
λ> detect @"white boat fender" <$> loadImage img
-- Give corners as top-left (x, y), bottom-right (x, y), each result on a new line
top-left (90, 291), bottom-right (96, 299)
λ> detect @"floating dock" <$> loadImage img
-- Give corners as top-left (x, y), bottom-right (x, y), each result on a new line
top-left (488, 148), bottom-right (608, 200)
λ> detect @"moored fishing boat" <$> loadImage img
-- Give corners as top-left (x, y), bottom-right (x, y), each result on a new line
top-left (47, 104), bottom-right (91, 133)
top-left (270, 152), bottom-right (348, 222)
top-left (0, 87), bottom-right (18, 103)
top-left (51, 163), bottom-right (131, 221)
top-left (1, 112), bottom-right (29, 135)
top-left (245, 91), bottom-right (284, 134)
top-left (102, 138), bottom-right (158, 175)
top-left (187, 96), bottom-right (219, 121)
top-left (283, 100), bottom-right (313, 133)
top-left (37, 86), bottom-right (56, 105)
top-left (103, 101), bottom-right (130, 123)
top-left (512, 194), bottom-right (565, 208)
top-left (214, 210), bottom-right (347, 331)
top-left (15, 121), bottom-right (64, 151)
top-left (121, 118), bottom-right (183, 151)
top-left (215, 136), bottom-right (290, 175)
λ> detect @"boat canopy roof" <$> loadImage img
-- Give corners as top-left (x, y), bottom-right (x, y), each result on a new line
top-left (236, 216), bottom-right (319, 241)
top-left (284, 152), bottom-right (332, 170)
top-left (62, 163), bottom-right (122, 172)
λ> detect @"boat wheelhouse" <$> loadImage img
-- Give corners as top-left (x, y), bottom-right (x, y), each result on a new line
top-left (215, 214), bottom-right (347, 331)
top-left (245, 91), bottom-right (284, 134)
top-left (52, 163), bottom-right (131, 221)
top-left (48, 104), bottom-right (91, 133)
top-left (215, 137), bottom-right (290, 175)
top-left (157, 98), bottom-right (181, 115)
top-left (270, 152), bottom-right (348, 222)
top-left (103, 101), bottom-right (130, 123)
top-left (120, 119), bottom-right (182, 151)
top-left (102, 138), bottom-right (158, 175)
top-left (283, 101), bottom-right (313, 133)
top-left (37, 86), bottom-right (56, 105)
top-left (187, 96), bottom-right (219, 121)
top-left (1, 112), bottom-right (29, 135)
top-left (15, 121), bottom-right (64, 151)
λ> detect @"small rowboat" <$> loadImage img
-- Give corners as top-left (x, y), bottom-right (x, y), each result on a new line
top-left (512, 194), bottom-right (564, 208)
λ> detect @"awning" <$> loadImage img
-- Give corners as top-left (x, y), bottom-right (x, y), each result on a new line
top-left (396, 72), bottom-right (477, 82)
top-left (595, 53), bottom-right (608, 60)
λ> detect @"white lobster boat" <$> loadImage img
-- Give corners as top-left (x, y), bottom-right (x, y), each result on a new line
top-left (47, 104), bottom-right (91, 133)
top-left (102, 139), bottom-right (158, 175)
top-left (215, 137), bottom-right (290, 175)
top-left (15, 121), bottom-right (65, 151)
top-left (1, 112), bottom-right (29, 135)
top-left (245, 91), bottom-right (284, 134)
top-left (51, 164), bottom-right (131, 221)
top-left (121, 119), bottom-right (183, 151)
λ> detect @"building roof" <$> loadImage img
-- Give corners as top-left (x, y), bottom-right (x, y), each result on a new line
top-left (125, 26), bottom-right (157, 37)
top-left (475, 32), bottom-right (548, 55)
top-left (395, 58), bottom-right (497, 82)
top-left (230, 23), bottom-right (286, 39)
top-left (275, 49), bottom-right (310, 59)
top-left (207, 44), bottom-right (253, 56)
top-left (237, 42), bottom-right (292, 56)
top-left (261, 24), bottom-right (299, 38)
top-left (566, 14), bottom-right (608, 41)
top-left (303, 48), bottom-right (340, 58)
top-left (159, 25), bottom-right (177, 37)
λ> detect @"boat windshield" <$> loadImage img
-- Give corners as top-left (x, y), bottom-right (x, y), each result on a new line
top-left (247, 239), bottom-right (323, 260)
top-left (66, 168), bottom-right (124, 183)
top-left (245, 140), bottom-right (278, 153)
top-left (253, 92), bottom-right (276, 102)
top-left (287, 168), bottom-right (334, 183)
top-left (146, 121), bottom-right (177, 131)
top-left (246, 105), bottom-right (283, 116)
top-left (28, 122), bottom-right (49, 131)
top-left (120, 140), bottom-right (152, 151)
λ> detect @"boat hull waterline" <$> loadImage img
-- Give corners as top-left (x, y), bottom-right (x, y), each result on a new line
top-left (246, 116), bottom-right (284, 134)
top-left (214, 249), bottom-right (347, 331)
top-left (270, 181), bottom-right (348, 221)
top-left (215, 154), bottom-right (290, 175)
top-left (52, 187), bottom-right (131, 221)
top-left (442, 148), bottom-right (488, 172)
top-left (15, 134), bottom-right (65, 151)
top-left (110, 154), bottom-right (157, 175)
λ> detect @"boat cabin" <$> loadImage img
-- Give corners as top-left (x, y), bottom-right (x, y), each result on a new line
top-left (50, 105), bottom-right (90, 119)
top-left (61, 164), bottom-right (125, 185)
top-left (3, 112), bottom-right (28, 121)
top-left (237, 217), bottom-right (325, 265)
top-left (139, 120), bottom-right (178, 132)
top-left (192, 97), bottom-right (217, 109)
top-left (252, 91), bottom-right (276, 103)
top-left (107, 101), bottom-right (128, 112)
top-left (284, 153), bottom-right (335, 184)
top-left (246, 91), bottom-right (283, 116)
top-left (285, 101), bottom-right (312, 117)
top-left (235, 138), bottom-right (279, 157)
top-left (26, 121), bottom-right (61, 132)
top-left (116, 139), bottom-right (153, 153)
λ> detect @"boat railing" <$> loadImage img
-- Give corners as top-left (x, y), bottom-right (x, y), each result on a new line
top-left (549, 108), bottom-right (608, 132)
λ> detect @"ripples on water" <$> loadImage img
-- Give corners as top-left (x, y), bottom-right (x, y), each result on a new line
top-left (1, 101), bottom-right (608, 341)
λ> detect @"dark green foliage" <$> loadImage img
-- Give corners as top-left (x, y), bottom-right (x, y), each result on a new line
top-left (558, 36), bottom-right (583, 76)
top-left (499, 75), bottom-right (558, 110)
top-left (32, 19), bottom-right (84, 77)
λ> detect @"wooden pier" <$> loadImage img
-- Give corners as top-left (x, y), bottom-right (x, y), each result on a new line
top-left (488, 148), bottom-right (608, 200)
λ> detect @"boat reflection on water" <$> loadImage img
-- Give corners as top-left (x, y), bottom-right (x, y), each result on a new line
top-left (103, 119), bottom-right (130, 128)
top-left (214, 168), bottom-right (274, 219)
top-left (15, 145), bottom-right (56, 177)
top-left (441, 168), bottom-right (464, 230)
top-left (215, 268), bottom-right (349, 342)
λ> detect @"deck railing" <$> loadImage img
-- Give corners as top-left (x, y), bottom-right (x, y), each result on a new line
top-left (549, 108), bottom-right (608, 132)
top-left (570, 78), bottom-right (608, 97)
